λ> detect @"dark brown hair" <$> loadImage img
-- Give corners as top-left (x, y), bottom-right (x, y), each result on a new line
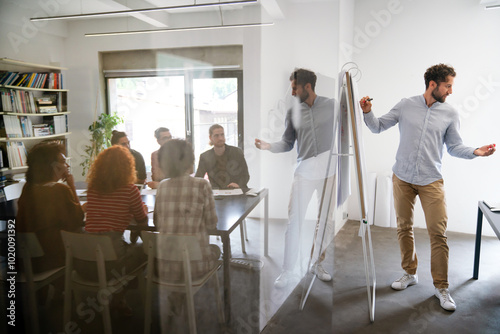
top-left (289, 68), bottom-right (317, 91)
top-left (26, 141), bottom-right (66, 184)
top-left (111, 130), bottom-right (127, 145)
top-left (424, 64), bottom-right (456, 89)
top-left (209, 124), bottom-right (223, 137)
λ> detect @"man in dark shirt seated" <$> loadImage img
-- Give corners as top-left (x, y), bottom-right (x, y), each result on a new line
top-left (195, 124), bottom-right (249, 190)
top-left (111, 130), bottom-right (147, 184)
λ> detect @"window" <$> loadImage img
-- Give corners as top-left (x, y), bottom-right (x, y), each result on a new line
top-left (106, 70), bottom-right (243, 177)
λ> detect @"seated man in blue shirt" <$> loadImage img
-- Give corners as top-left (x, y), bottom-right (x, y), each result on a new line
top-left (360, 63), bottom-right (496, 311)
top-left (195, 124), bottom-right (249, 190)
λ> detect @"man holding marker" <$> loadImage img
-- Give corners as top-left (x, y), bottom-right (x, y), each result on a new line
top-left (256, 68), bottom-right (337, 288)
top-left (359, 63), bottom-right (496, 311)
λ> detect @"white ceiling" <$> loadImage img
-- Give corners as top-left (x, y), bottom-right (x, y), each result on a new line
top-left (27, 0), bottom-right (284, 27)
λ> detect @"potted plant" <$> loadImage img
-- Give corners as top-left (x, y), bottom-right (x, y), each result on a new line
top-left (80, 112), bottom-right (123, 176)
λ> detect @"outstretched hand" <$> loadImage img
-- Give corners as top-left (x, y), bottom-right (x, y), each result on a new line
top-left (474, 143), bottom-right (496, 156)
top-left (255, 138), bottom-right (271, 150)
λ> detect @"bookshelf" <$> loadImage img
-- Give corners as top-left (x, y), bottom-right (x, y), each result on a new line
top-left (0, 58), bottom-right (71, 178)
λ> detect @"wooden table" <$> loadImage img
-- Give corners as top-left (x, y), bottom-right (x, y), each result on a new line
top-left (473, 201), bottom-right (500, 279)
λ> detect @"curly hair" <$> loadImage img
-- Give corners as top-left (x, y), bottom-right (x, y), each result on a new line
top-left (86, 145), bottom-right (136, 193)
top-left (424, 64), bottom-right (456, 89)
top-left (158, 139), bottom-right (194, 178)
top-left (289, 68), bottom-right (317, 92)
top-left (26, 141), bottom-right (66, 184)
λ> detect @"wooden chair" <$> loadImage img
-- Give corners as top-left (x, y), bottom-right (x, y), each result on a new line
top-left (60, 231), bottom-right (146, 334)
top-left (9, 233), bottom-right (65, 334)
top-left (141, 231), bottom-right (224, 334)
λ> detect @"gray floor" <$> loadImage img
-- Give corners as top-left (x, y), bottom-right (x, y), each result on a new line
top-left (5, 219), bottom-right (500, 333)
top-left (261, 220), bottom-right (500, 334)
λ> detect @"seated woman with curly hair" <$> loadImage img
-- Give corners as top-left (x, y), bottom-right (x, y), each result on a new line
top-left (82, 145), bottom-right (148, 315)
top-left (17, 141), bottom-right (84, 273)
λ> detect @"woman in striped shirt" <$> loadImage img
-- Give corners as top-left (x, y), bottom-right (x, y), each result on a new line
top-left (82, 145), bottom-right (148, 315)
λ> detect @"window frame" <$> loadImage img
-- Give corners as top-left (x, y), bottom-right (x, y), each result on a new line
top-left (104, 69), bottom-right (244, 153)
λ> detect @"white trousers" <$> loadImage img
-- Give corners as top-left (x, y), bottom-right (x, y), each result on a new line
top-left (283, 174), bottom-right (336, 271)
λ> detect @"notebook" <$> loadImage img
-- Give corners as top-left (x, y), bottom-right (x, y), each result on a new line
top-left (483, 200), bottom-right (500, 212)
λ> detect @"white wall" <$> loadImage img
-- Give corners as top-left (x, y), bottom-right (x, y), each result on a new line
top-left (0, 0), bottom-right (67, 65)
top-left (257, 0), bottom-right (341, 219)
top-left (350, 0), bottom-right (500, 236)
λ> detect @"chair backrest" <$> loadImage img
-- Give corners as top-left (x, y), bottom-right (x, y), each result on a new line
top-left (17, 233), bottom-right (44, 258)
top-left (141, 231), bottom-right (203, 261)
top-left (60, 231), bottom-right (118, 261)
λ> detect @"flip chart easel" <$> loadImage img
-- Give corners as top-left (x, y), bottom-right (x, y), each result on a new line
top-left (299, 68), bottom-right (376, 323)
top-left (345, 69), bottom-right (376, 322)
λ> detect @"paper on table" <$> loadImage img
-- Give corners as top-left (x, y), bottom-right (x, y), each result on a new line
top-left (483, 200), bottom-right (500, 212)
top-left (245, 188), bottom-right (260, 196)
top-left (213, 188), bottom-right (244, 196)
top-left (76, 189), bottom-right (87, 197)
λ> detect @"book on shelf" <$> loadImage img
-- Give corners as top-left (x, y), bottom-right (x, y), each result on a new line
top-left (0, 71), bottom-right (63, 89)
top-left (5, 142), bottom-right (27, 167)
top-left (1, 115), bottom-right (23, 138)
top-left (1, 72), bottom-right (19, 86)
top-left (19, 116), bottom-right (33, 137)
top-left (53, 115), bottom-right (67, 134)
top-left (0, 88), bottom-right (39, 113)
top-left (33, 124), bottom-right (52, 137)
top-left (37, 96), bottom-right (53, 105)
top-left (38, 92), bottom-right (58, 106)
top-left (39, 106), bottom-right (58, 113)
top-left (483, 200), bottom-right (500, 212)
top-left (12, 73), bottom-right (27, 86)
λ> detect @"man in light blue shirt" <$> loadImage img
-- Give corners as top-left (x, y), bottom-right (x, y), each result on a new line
top-left (360, 64), bottom-right (496, 311)
top-left (256, 68), bottom-right (337, 288)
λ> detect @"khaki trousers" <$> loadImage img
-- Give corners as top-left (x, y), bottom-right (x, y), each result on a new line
top-left (392, 174), bottom-right (449, 289)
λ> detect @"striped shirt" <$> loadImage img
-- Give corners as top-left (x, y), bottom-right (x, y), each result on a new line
top-left (85, 184), bottom-right (147, 232)
top-left (154, 175), bottom-right (218, 281)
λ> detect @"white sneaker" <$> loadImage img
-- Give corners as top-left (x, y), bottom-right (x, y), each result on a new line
top-left (311, 264), bottom-right (332, 282)
top-left (391, 273), bottom-right (418, 290)
top-left (274, 271), bottom-right (292, 289)
top-left (435, 288), bottom-right (456, 311)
